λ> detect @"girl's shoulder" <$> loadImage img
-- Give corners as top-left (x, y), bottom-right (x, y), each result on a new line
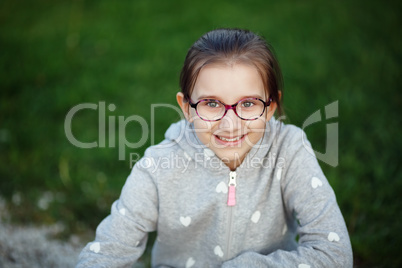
top-left (133, 121), bottom-right (194, 174)
top-left (265, 118), bottom-right (319, 167)
top-left (269, 118), bottom-right (308, 148)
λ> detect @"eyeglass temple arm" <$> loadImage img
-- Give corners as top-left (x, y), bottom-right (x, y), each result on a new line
top-left (187, 99), bottom-right (197, 108)
top-left (266, 97), bottom-right (273, 106)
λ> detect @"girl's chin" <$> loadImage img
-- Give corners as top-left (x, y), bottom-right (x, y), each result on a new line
top-left (208, 141), bottom-right (250, 166)
top-left (214, 150), bottom-right (247, 170)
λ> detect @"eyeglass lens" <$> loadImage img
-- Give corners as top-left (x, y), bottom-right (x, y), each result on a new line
top-left (196, 98), bottom-right (265, 121)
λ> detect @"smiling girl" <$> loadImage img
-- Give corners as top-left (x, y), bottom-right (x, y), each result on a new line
top-left (78, 28), bottom-right (353, 267)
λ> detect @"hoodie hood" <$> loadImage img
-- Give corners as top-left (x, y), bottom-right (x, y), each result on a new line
top-left (164, 118), bottom-right (282, 171)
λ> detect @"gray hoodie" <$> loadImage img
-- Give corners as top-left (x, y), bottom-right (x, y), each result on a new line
top-left (77, 118), bottom-right (353, 268)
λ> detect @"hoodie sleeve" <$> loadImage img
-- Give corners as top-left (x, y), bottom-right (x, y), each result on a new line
top-left (76, 159), bottom-right (158, 268)
top-left (222, 128), bottom-right (353, 268)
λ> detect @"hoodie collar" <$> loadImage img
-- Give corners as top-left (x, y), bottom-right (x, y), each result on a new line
top-left (164, 118), bottom-right (282, 172)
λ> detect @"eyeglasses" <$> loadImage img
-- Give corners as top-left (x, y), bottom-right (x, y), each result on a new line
top-left (189, 97), bottom-right (272, 122)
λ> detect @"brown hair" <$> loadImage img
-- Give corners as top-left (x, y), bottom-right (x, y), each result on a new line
top-left (179, 28), bottom-right (284, 116)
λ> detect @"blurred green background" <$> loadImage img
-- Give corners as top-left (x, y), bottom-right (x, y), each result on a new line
top-left (1, 0), bottom-right (401, 266)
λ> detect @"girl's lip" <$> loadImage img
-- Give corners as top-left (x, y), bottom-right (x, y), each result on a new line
top-left (214, 134), bottom-right (247, 146)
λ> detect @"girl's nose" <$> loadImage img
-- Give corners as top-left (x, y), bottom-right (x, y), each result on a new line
top-left (218, 109), bottom-right (241, 130)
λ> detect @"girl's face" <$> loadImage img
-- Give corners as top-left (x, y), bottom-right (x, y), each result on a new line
top-left (177, 63), bottom-right (277, 170)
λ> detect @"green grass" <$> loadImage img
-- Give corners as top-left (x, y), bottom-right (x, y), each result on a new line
top-left (1, 0), bottom-right (401, 266)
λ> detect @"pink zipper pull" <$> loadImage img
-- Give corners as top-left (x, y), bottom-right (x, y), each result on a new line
top-left (227, 171), bottom-right (237, 206)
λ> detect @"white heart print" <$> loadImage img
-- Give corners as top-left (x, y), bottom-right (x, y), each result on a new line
top-left (216, 182), bottom-right (228, 194)
top-left (328, 232), bottom-right (340, 242)
top-left (298, 264), bottom-right (311, 268)
top-left (180, 216), bottom-right (191, 227)
top-left (214, 245), bottom-right (224, 258)
top-left (90, 242), bottom-right (100, 253)
top-left (276, 168), bottom-right (282, 181)
top-left (119, 208), bottom-right (126, 216)
top-left (251, 211), bottom-right (261, 223)
top-left (311, 177), bottom-right (323, 188)
top-left (186, 257), bottom-right (195, 268)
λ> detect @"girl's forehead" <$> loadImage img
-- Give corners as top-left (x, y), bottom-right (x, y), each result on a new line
top-left (191, 63), bottom-right (266, 102)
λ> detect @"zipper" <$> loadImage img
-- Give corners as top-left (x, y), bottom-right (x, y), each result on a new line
top-left (227, 171), bottom-right (237, 206)
top-left (225, 171), bottom-right (237, 258)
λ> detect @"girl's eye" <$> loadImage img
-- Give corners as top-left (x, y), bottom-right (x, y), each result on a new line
top-left (206, 101), bottom-right (220, 108)
top-left (242, 101), bottom-right (255, 108)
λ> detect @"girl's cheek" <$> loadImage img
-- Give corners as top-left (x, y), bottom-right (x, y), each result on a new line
top-left (245, 119), bottom-right (265, 131)
top-left (193, 120), bottom-right (216, 140)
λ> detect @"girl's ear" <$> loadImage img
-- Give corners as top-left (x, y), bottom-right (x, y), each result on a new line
top-left (264, 90), bottom-right (281, 121)
top-left (265, 101), bottom-right (277, 121)
top-left (176, 92), bottom-right (192, 122)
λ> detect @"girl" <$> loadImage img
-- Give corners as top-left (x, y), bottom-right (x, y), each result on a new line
top-left (77, 28), bottom-right (353, 267)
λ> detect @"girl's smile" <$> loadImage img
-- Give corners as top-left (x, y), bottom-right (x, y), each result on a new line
top-left (177, 63), bottom-right (277, 170)
top-left (214, 134), bottom-right (246, 145)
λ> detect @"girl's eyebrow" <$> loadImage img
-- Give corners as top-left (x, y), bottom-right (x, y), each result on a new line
top-left (196, 95), bottom-right (220, 100)
top-left (196, 94), bottom-right (264, 101)
top-left (241, 94), bottom-right (265, 99)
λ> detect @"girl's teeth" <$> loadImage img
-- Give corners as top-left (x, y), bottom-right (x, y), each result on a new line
top-left (218, 135), bottom-right (243, 142)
